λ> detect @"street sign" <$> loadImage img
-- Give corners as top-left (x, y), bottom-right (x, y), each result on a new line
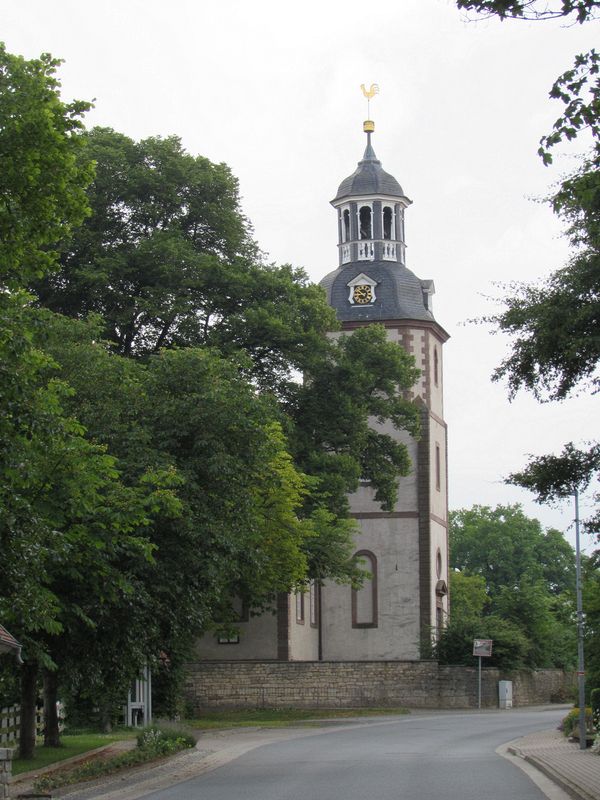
top-left (473, 639), bottom-right (493, 657)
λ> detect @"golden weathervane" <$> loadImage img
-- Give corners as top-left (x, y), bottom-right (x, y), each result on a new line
top-left (360, 83), bottom-right (379, 131)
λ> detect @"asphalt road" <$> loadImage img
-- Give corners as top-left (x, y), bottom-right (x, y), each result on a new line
top-left (141, 708), bottom-right (567, 800)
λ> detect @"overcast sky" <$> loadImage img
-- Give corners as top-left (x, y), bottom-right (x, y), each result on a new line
top-left (2, 0), bottom-right (597, 550)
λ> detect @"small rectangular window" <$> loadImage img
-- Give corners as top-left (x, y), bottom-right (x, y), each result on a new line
top-left (435, 444), bottom-right (441, 491)
top-left (309, 580), bottom-right (318, 627)
top-left (217, 635), bottom-right (240, 644)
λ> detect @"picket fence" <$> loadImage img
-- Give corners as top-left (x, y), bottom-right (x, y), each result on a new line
top-left (0, 704), bottom-right (44, 746)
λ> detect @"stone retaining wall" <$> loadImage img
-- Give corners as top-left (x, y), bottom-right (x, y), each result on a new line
top-left (184, 661), bottom-right (574, 712)
top-left (0, 748), bottom-right (13, 800)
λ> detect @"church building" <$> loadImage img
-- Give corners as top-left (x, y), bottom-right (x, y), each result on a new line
top-left (195, 118), bottom-right (449, 662)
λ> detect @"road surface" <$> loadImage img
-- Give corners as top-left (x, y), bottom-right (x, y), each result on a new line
top-left (141, 707), bottom-right (568, 800)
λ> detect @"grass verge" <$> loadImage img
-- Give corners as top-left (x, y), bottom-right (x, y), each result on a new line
top-left (33, 725), bottom-right (195, 793)
top-left (11, 730), bottom-right (137, 775)
top-left (186, 707), bottom-right (409, 729)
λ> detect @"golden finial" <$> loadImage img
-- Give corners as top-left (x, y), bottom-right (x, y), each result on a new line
top-left (360, 83), bottom-right (379, 132)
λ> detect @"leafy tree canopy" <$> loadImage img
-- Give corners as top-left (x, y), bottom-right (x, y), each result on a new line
top-left (450, 504), bottom-right (576, 595)
top-left (459, 0), bottom-right (600, 533)
top-left (0, 43), bottom-right (93, 288)
top-left (4, 48), bottom-right (425, 725)
top-left (457, 0), bottom-right (600, 23)
top-left (32, 127), bottom-right (337, 397)
top-left (438, 505), bottom-right (577, 669)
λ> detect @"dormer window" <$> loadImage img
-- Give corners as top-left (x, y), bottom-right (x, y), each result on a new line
top-left (359, 205), bottom-right (372, 239)
top-left (347, 273), bottom-right (377, 305)
top-left (382, 206), bottom-right (394, 240)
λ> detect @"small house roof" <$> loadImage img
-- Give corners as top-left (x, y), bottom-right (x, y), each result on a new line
top-left (0, 624), bottom-right (23, 662)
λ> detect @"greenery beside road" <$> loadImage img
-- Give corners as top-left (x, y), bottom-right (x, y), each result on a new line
top-left (32, 725), bottom-right (195, 793)
top-left (187, 707), bottom-right (410, 729)
top-left (11, 730), bottom-right (137, 775)
top-left (433, 504), bottom-right (580, 672)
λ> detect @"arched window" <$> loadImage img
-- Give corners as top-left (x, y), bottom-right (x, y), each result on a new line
top-left (352, 550), bottom-right (378, 628)
top-left (359, 206), bottom-right (372, 240)
top-left (382, 206), bottom-right (393, 240)
top-left (295, 590), bottom-right (305, 624)
top-left (343, 208), bottom-right (351, 242)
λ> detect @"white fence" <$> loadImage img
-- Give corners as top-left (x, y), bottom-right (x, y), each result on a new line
top-left (0, 705), bottom-right (19, 745)
top-left (0, 705), bottom-right (44, 746)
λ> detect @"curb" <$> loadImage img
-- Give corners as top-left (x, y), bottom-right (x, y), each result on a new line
top-left (507, 745), bottom-right (598, 800)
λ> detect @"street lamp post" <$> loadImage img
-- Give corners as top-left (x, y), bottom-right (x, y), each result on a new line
top-left (574, 488), bottom-right (587, 750)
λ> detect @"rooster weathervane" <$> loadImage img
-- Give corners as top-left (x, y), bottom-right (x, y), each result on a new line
top-left (360, 83), bottom-right (379, 119)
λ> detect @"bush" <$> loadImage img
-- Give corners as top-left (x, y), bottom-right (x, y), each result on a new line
top-left (591, 689), bottom-right (600, 737)
top-left (433, 616), bottom-right (529, 670)
top-left (560, 707), bottom-right (594, 737)
top-left (136, 724), bottom-right (196, 755)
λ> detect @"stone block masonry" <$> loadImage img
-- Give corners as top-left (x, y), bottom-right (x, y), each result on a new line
top-left (184, 661), bottom-right (574, 712)
top-left (0, 748), bottom-right (13, 800)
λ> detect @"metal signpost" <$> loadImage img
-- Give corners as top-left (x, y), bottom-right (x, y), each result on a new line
top-left (473, 639), bottom-right (493, 709)
top-left (574, 488), bottom-right (587, 750)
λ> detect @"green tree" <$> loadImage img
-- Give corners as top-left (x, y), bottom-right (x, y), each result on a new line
top-left (26, 113), bottom-right (424, 715)
top-left (583, 551), bottom-right (600, 690)
top-left (455, 0), bottom-right (600, 684)
top-left (456, 0), bottom-right (600, 522)
top-left (292, 324), bottom-right (420, 516)
top-left (0, 44), bottom-right (93, 288)
top-left (0, 45), bottom-right (184, 753)
top-left (442, 505), bottom-right (577, 668)
top-left (456, 2), bottom-right (599, 23)
top-left (34, 312), bottom-right (369, 715)
top-left (434, 614), bottom-right (530, 670)
top-left (0, 43), bottom-right (95, 755)
top-left (450, 505), bottom-right (576, 595)
top-left (32, 127), bottom-right (337, 395)
top-left (449, 572), bottom-right (490, 622)
top-left (30, 124), bottom-right (424, 563)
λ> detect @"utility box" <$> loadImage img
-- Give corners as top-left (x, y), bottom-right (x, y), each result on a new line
top-left (499, 680), bottom-right (513, 709)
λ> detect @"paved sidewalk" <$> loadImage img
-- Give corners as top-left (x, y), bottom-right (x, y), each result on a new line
top-left (509, 729), bottom-right (600, 800)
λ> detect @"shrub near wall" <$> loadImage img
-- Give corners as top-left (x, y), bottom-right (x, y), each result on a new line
top-left (184, 661), bottom-right (575, 712)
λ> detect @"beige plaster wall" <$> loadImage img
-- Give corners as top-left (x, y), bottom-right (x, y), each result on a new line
top-left (426, 330), bottom-right (444, 418)
top-left (429, 416), bottom-right (448, 522)
top-left (349, 433), bottom-right (418, 514)
top-left (289, 592), bottom-right (319, 660)
top-left (195, 609), bottom-right (279, 660)
top-left (321, 517), bottom-right (421, 661)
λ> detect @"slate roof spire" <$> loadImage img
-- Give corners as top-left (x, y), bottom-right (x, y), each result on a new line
top-left (333, 121), bottom-right (407, 204)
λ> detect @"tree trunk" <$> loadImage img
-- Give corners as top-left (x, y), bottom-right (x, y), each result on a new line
top-left (43, 669), bottom-right (61, 747)
top-left (100, 702), bottom-right (113, 733)
top-left (19, 661), bottom-right (38, 759)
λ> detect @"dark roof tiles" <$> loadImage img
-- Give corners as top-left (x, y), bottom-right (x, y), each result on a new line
top-left (320, 262), bottom-right (435, 323)
top-left (333, 136), bottom-right (406, 203)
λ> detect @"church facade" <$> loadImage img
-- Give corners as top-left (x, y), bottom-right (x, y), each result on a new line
top-left (195, 121), bottom-right (449, 662)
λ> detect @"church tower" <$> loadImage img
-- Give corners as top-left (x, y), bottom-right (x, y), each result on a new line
top-left (192, 115), bottom-right (449, 663)
top-left (317, 118), bottom-right (450, 659)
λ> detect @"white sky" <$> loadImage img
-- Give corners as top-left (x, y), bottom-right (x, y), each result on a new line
top-left (2, 0), bottom-right (597, 551)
